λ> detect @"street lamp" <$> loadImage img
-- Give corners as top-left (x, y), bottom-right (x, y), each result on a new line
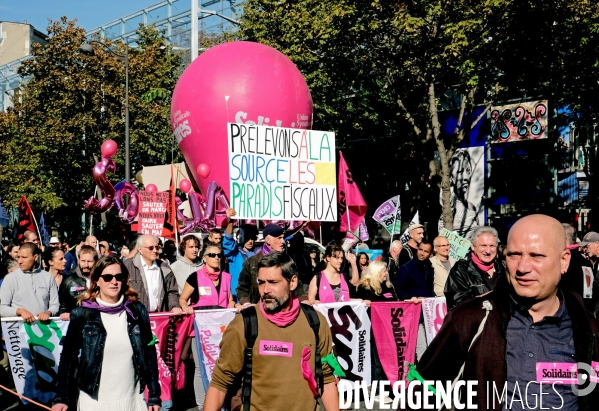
top-left (79, 40), bottom-right (130, 185)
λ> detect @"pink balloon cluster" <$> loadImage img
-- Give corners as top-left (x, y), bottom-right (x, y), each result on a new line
top-left (85, 141), bottom-right (231, 232)
top-left (176, 182), bottom-right (230, 234)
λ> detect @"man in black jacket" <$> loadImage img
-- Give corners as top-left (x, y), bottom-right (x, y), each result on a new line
top-left (444, 225), bottom-right (505, 310)
top-left (413, 214), bottom-right (599, 411)
top-left (58, 245), bottom-right (98, 320)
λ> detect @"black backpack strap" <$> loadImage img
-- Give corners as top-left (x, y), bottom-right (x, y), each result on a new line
top-left (241, 306), bottom-right (258, 411)
top-left (301, 304), bottom-right (323, 395)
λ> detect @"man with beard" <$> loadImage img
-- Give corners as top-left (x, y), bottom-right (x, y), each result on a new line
top-left (237, 224), bottom-right (307, 304)
top-left (57, 245), bottom-right (98, 320)
top-left (204, 252), bottom-right (338, 411)
top-left (397, 224), bottom-right (425, 267)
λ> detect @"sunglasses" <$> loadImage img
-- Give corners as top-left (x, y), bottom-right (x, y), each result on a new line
top-left (206, 253), bottom-right (223, 259)
top-left (143, 245), bottom-right (162, 251)
top-left (99, 273), bottom-right (127, 283)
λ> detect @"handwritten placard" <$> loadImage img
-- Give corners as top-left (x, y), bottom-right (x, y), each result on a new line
top-left (137, 191), bottom-right (169, 235)
top-left (439, 228), bottom-right (471, 260)
top-left (227, 123), bottom-right (337, 221)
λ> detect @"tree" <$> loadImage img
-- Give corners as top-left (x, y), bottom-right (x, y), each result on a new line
top-left (239, 0), bottom-right (599, 233)
top-left (0, 18), bottom-right (183, 236)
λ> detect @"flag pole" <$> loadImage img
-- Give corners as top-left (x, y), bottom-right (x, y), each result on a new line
top-left (172, 164), bottom-right (179, 246)
top-left (389, 196), bottom-right (400, 253)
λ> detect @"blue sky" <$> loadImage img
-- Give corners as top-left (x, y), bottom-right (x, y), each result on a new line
top-left (0, 0), bottom-right (162, 33)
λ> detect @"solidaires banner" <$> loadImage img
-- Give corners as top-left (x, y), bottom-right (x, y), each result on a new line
top-left (370, 302), bottom-right (420, 385)
top-left (313, 301), bottom-right (371, 389)
top-left (1, 318), bottom-right (69, 404)
top-left (193, 309), bottom-right (237, 389)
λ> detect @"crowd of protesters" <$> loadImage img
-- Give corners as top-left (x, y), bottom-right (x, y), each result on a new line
top-left (1, 210), bottom-right (599, 410)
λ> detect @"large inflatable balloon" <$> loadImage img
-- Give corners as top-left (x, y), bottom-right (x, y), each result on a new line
top-left (171, 41), bottom-right (313, 198)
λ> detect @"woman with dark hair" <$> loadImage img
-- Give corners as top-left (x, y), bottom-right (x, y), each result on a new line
top-left (179, 241), bottom-right (236, 410)
top-left (52, 256), bottom-right (160, 411)
top-left (357, 252), bottom-right (370, 275)
top-left (6, 240), bottom-right (19, 260)
top-left (308, 242), bottom-right (360, 304)
top-left (43, 248), bottom-right (66, 287)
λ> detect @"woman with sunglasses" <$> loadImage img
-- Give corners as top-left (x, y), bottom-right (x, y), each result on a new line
top-left (52, 256), bottom-right (161, 411)
top-left (179, 241), bottom-right (236, 410)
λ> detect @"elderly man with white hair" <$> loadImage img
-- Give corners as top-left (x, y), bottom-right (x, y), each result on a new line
top-left (387, 240), bottom-right (402, 283)
top-left (124, 234), bottom-right (181, 313)
top-left (444, 225), bottom-right (505, 309)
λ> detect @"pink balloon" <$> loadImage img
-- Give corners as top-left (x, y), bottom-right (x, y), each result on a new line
top-left (100, 139), bottom-right (118, 158)
top-left (179, 179), bottom-right (192, 193)
top-left (197, 163), bottom-right (210, 179)
top-left (84, 158), bottom-right (116, 213)
top-left (171, 41), bottom-right (313, 199)
top-left (146, 184), bottom-right (158, 192)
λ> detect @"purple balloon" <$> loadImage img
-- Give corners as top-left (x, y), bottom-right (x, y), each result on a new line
top-left (115, 182), bottom-right (139, 224)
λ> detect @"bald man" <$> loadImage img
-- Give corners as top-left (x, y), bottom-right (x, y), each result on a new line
top-left (84, 235), bottom-right (97, 249)
top-left (411, 215), bottom-right (599, 410)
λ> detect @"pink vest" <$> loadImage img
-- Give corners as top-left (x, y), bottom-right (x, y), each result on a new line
top-left (318, 271), bottom-right (350, 303)
top-left (192, 266), bottom-right (231, 308)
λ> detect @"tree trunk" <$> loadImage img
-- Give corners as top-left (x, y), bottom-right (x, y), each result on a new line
top-left (428, 82), bottom-right (454, 230)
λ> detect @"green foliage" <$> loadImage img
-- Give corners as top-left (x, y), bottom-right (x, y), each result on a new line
top-left (0, 18), bottom-right (182, 235)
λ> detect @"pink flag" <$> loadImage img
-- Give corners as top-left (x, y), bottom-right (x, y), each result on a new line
top-left (146, 313), bottom-right (195, 402)
top-left (370, 302), bottom-right (420, 385)
top-left (338, 151), bottom-right (367, 233)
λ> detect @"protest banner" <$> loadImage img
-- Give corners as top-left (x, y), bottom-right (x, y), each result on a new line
top-left (361, 249), bottom-right (383, 262)
top-left (421, 297), bottom-right (447, 345)
top-left (147, 313), bottom-right (195, 403)
top-left (193, 309), bottom-right (237, 389)
top-left (439, 228), bottom-right (471, 260)
top-left (227, 123), bottom-right (337, 221)
top-left (1, 317), bottom-right (69, 404)
top-left (370, 302), bottom-right (420, 385)
top-left (137, 191), bottom-right (169, 235)
top-left (313, 301), bottom-right (371, 389)
top-left (373, 195), bottom-right (401, 234)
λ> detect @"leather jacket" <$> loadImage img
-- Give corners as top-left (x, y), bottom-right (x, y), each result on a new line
top-left (58, 267), bottom-right (88, 314)
top-left (444, 252), bottom-right (505, 310)
top-left (53, 301), bottom-right (161, 407)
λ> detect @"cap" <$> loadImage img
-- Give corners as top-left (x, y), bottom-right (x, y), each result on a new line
top-left (49, 237), bottom-right (60, 244)
top-left (263, 224), bottom-right (284, 238)
top-left (408, 223), bottom-right (424, 232)
top-left (580, 231), bottom-right (599, 246)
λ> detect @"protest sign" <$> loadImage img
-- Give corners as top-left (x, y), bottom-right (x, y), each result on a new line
top-left (314, 302), bottom-right (371, 389)
top-left (373, 195), bottom-right (401, 234)
top-left (1, 318), bottom-right (69, 404)
top-left (439, 228), bottom-right (471, 260)
top-left (148, 313), bottom-right (194, 402)
top-left (370, 302), bottom-right (420, 385)
top-left (193, 309), bottom-right (237, 389)
top-left (227, 123), bottom-right (337, 221)
top-left (137, 191), bottom-right (169, 235)
top-left (421, 297), bottom-right (447, 345)
top-left (399, 211), bottom-right (419, 244)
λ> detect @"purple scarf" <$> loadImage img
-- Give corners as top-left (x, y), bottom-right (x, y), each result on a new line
top-left (81, 298), bottom-right (137, 320)
top-left (261, 242), bottom-right (273, 256)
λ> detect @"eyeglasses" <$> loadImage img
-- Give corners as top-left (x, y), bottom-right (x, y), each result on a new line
top-left (435, 244), bottom-right (450, 248)
top-left (143, 245), bottom-right (162, 251)
top-left (99, 273), bottom-right (126, 282)
top-left (206, 253), bottom-right (223, 259)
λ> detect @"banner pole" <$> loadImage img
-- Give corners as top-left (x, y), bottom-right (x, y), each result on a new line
top-left (389, 196), bottom-right (400, 253)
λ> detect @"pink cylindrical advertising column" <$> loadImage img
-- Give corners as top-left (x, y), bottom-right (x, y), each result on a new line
top-left (171, 41), bottom-right (314, 198)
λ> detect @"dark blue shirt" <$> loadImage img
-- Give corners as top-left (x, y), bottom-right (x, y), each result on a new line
top-left (503, 292), bottom-right (578, 411)
top-left (394, 258), bottom-right (435, 300)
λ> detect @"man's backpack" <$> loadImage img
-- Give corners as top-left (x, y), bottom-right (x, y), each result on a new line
top-left (239, 304), bottom-right (324, 411)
